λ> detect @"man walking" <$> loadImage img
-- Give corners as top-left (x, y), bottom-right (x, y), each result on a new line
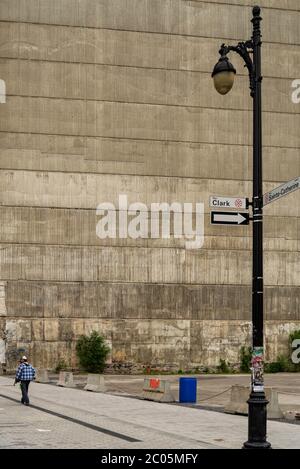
top-left (14, 356), bottom-right (36, 406)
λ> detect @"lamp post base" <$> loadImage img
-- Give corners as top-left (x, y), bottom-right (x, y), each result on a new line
top-left (243, 441), bottom-right (271, 449)
top-left (242, 392), bottom-right (272, 449)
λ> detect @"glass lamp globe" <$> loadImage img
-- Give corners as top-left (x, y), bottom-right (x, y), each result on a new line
top-left (212, 57), bottom-right (236, 95)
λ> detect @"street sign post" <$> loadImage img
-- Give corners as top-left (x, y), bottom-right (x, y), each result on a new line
top-left (263, 177), bottom-right (300, 206)
top-left (210, 196), bottom-right (248, 209)
top-left (211, 211), bottom-right (249, 226)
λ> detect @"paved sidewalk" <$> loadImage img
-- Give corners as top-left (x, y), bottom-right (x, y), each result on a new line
top-left (0, 376), bottom-right (300, 449)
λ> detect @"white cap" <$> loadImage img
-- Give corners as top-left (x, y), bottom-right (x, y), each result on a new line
top-left (22, 356), bottom-right (27, 360)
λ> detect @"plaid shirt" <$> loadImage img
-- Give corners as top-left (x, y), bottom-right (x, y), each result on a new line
top-left (16, 363), bottom-right (36, 381)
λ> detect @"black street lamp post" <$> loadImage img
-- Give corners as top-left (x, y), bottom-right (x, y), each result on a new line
top-left (212, 6), bottom-right (271, 449)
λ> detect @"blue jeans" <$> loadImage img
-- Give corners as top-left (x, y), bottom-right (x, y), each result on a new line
top-left (20, 381), bottom-right (30, 404)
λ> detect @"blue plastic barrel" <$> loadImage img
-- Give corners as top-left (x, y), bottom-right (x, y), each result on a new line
top-left (179, 377), bottom-right (197, 403)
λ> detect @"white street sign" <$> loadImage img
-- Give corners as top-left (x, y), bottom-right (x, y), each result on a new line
top-left (209, 196), bottom-right (247, 210)
top-left (263, 177), bottom-right (300, 206)
top-left (211, 211), bottom-right (249, 226)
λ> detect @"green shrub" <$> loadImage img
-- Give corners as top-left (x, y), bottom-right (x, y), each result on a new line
top-left (277, 354), bottom-right (290, 371)
top-left (289, 330), bottom-right (300, 343)
top-left (240, 346), bottom-right (252, 373)
top-left (265, 361), bottom-right (282, 373)
top-left (217, 359), bottom-right (231, 374)
top-left (76, 331), bottom-right (110, 373)
top-left (265, 355), bottom-right (290, 373)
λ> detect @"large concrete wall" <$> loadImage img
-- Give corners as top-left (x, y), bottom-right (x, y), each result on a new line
top-left (0, 0), bottom-right (299, 370)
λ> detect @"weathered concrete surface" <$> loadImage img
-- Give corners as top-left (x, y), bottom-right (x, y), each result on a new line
top-left (1, 22), bottom-right (299, 82)
top-left (35, 368), bottom-right (50, 383)
top-left (57, 371), bottom-right (75, 388)
top-left (84, 373), bottom-right (106, 392)
top-left (191, 0), bottom-right (299, 9)
top-left (225, 384), bottom-right (283, 419)
top-left (3, 317), bottom-right (300, 370)
top-left (142, 377), bottom-right (175, 403)
top-left (0, 171), bottom-right (299, 218)
top-left (1, 59), bottom-right (298, 115)
top-left (3, 282), bottom-right (300, 322)
top-left (0, 244), bottom-right (299, 285)
top-left (1, 97), bottom-right (300, 148)
top-left (0, 0), bottom-right (299, 45)
top-left (0, 207), bottom-right (298, 253)
top-left (0, 133), bottom-right (299, 183)
top-left (0, 1), bottom-right (298, 370)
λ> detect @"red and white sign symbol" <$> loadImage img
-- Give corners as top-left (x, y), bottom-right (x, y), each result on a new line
top-left (235, 199), bottom-right (243, 208)
top-left (150, 378), bottom-right (160, 390)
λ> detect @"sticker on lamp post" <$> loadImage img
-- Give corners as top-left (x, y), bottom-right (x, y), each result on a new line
top-left (251, 347), bottom-right (264, 392)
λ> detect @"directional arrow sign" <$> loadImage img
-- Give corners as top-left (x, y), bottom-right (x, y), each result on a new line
top-left (263, 177), bottom-right (300, 206)
top-left (210, 196), bottom-right (248, 210)
top-left (211, 211), bottom-right (249, 226)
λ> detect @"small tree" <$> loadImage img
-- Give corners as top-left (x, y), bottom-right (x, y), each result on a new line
top-left (76, 331), bottom-right (110, 373)
top-left (240, 346), bottom-right (252, 373)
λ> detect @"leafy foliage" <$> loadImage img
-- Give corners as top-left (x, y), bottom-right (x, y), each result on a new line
top-left (289, 330), bottom-right (300, 343)
top-left (240, 346), bottom-right (252, 373)
top-left (265, 354), bottom-right (295, 373)
top-left (76, 331), bottom-right (110, 373)
top-left (217, 359), bottom-right (232, 374)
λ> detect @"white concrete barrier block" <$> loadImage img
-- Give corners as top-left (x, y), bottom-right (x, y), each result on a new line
top-left (283, 410), bottom-right (296, 421)
top-left (36, 369), bottom-right (50, 383)
top-left (56, 371), bottom-right (75, 388)
top-left (84, 373), bottom-right (106, 392)
top-left (142, 378), bottom-right (175, 403)
top-left (225, 385), bottom-right (283, 419)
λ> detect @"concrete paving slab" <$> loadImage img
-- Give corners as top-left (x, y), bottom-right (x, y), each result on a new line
top-left (1, 376), bottom-right (300, 449)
